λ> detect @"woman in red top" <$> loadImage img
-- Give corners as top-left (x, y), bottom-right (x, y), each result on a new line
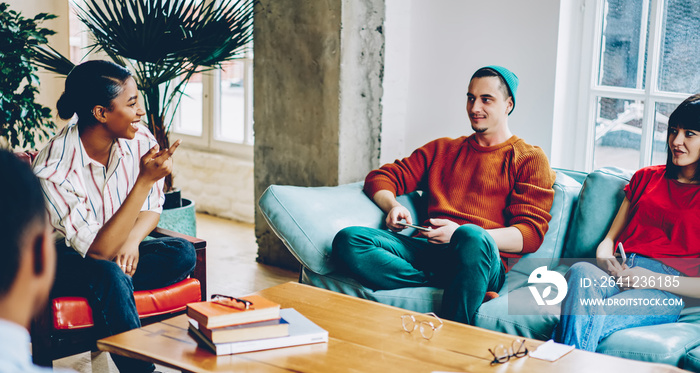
top-left (554, 94), bottom-right (700, 352)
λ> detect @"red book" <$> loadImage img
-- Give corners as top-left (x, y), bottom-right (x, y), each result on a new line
top-left (187, 295), bottom-right (280, 329)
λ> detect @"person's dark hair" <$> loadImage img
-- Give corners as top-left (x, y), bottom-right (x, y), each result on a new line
top-left (471, 67), bottom-right (511, 104)
top-left (665, 94), bottom-right (700, 182)
top-left (0, 149), bottom-right (47, 296)
top-left (56, 60), bottom-right (133, 126)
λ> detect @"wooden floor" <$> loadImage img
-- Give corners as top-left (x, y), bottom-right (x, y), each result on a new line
top-left (52, 213), bottom-right (299, 373)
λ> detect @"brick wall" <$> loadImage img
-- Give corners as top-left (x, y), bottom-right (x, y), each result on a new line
top-left (172, 148), bottom-right (254, 223)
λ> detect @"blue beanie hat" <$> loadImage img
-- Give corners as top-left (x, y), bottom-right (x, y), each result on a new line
top-left (483, 65), bottom-right (519, 114)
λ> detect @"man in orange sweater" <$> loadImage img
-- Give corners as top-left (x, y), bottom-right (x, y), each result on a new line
top-left (333, 66), bottom-right (556, 325)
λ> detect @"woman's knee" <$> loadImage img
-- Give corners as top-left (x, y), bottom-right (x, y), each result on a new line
top-left (175, 238), bottom-right (196, 262)
top-left (153, 237), bottom-right (196, 268)
top-left (169, 237), bottom-right (196, 273)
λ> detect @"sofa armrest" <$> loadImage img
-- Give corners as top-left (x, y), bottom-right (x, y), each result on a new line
top-left (150, 226), bottom-right (206, 249)
top-left (562, 167), bottom-right (633, 259)
top-left (258, 182), bottom-right (424, 275)
top-left (149, 227), bottom-right (207, 299)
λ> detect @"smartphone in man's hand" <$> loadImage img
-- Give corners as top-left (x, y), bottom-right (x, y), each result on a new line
top-left (396, 221), bottom-right (432, 232)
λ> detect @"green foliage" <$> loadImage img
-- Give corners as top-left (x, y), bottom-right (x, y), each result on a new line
top-left (0, 2), bottom-right (56, 150)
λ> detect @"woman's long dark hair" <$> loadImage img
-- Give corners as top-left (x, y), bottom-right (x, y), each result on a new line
top-left (56, 60), bottom-right (132, 127)
top-left (665, 94), bottom-right (700, 182)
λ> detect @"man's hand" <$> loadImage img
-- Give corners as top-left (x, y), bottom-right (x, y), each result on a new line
top-left (386, 205), bottom-right (413, 232)
top-left (138, 140), bottom-right (181, 183)
top-left (419, 218), bottom-right (459, 244)
top-left (114, 243), bottom-right (140, 276)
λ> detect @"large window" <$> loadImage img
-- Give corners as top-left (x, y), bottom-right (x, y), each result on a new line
top-left (172, 53), bottom-right (254, 159)
top-left (584, 0), bottom-right (700, 170)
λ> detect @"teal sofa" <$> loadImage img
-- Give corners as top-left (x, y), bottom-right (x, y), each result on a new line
top-left (258, 167), bottom-right (700, 371)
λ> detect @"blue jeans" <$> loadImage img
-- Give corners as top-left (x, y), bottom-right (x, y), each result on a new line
top-left (333, 224), bottom-right (505, 324)
top-left (53, 237), bottom-right (196, 373)
top-left (553, 254), bottom-right (684, 352)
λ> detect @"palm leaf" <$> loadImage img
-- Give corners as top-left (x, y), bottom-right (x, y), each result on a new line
top-left (32, 45), bottom-right (75, 75)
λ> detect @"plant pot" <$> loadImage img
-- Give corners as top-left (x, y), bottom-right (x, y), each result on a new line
top-left (158, 198), bottom-right (196, 236)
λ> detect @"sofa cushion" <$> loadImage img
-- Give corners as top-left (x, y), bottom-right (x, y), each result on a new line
top-left (562, 167), bottom-right (634, 258)
top-left (683, 344), bottom-right (700, 372)
top-left (258, 182), bottom-right (425, 275)
top-left (597, 323), bottom-right (700, 367)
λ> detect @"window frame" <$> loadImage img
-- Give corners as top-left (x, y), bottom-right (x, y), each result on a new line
top-left (172, 52), bottom-right (255, 162)
top-left (577, 0), bottom-right (691, 171)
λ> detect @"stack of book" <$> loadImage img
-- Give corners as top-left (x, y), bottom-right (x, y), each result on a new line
top-left (186, 295), bottom-right (328, 355)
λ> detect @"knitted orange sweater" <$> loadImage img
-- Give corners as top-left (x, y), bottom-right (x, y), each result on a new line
top-left (364, 135), bottom-right (556, 256)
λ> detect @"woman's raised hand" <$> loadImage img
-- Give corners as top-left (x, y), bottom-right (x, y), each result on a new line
top-left (138, 139), bottom-right (181, 183)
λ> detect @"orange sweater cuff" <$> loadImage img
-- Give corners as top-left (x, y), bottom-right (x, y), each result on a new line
top-left (363, 179), bottom-right (398, 199)
top-left (513, 223), bottom-right (543, 254)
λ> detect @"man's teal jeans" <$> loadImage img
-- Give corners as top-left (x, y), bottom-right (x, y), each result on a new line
top-left (333, 224), bottom-right (505, 324)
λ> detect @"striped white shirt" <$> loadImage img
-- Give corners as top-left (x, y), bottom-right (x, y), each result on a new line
top-left (33, 122), bottom-right (164, 257)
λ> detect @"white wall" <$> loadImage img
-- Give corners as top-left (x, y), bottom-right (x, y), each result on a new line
top-left (551, 0), bottom-right (593, 170)
top-left (383, 0), bottom-right (564, 166)
top-left (381, 0), bottom-right (411, 165)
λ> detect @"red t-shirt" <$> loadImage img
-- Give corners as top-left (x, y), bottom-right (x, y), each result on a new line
top-left (617, 165), bottom-right (700, 276)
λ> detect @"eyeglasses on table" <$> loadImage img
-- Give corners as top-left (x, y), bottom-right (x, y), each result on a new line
top-left (401, 312), bottom-right (443, 340)
top-left (211, 294), bottom-right (254, 310)
top-left (489, 338), bottom-right (529, 364)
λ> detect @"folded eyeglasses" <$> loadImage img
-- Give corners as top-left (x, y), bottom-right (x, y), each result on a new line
top-left (211, 294), bottom-right (254, 310)
top-left (401, 312), bottom-right (443, 340)
top-left (489, 339), bottom-right (529, 364)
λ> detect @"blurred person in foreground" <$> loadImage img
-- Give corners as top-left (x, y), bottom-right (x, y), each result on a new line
top-left (0, 149), bottom-right (74, 372)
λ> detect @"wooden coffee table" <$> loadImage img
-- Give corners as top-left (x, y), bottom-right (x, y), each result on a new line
top-left (98, 282), bottom-right (687, 372)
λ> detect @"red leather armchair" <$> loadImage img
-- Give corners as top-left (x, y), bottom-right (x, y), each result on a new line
top-left (16, 151), bottom-right (207, 367)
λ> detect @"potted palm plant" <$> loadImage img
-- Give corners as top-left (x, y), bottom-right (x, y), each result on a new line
top-left (34, 0), bottom-right (255, 191)
top-left (33, 0), bottom-right (255, 235)
top-left (0, 2), bottom-right (56, 150)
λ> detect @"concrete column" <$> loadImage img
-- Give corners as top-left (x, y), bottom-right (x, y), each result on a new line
top-left (254, 0), bottom-right (385, 269)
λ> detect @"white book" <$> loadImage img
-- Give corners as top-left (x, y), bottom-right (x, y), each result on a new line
top-left (188, 308), bottom-right (329, 355)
